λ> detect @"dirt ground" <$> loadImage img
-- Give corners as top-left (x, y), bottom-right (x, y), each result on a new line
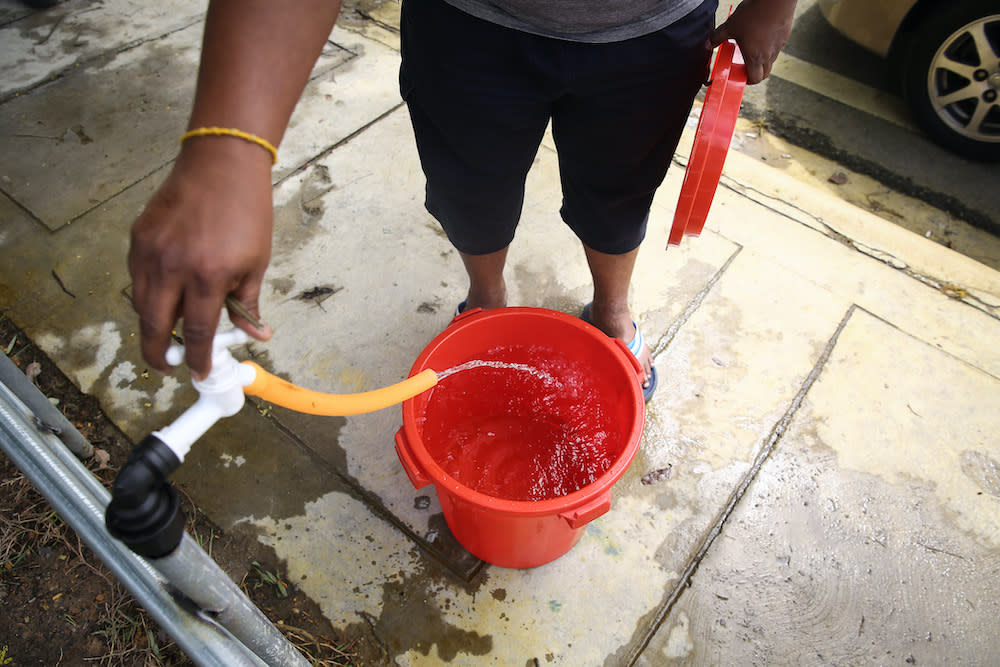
top-left (0, 315), bottom-right (388, 666)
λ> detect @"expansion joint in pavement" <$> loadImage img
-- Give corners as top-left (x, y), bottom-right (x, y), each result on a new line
top-left (0, 18), bottom-right (203, 105)
top-left (650, 247), bottom-right (742, 362)
top-left (625, 305), bottom-right (856, 666)
top-left (275, 103), bottom-right (407, 187)
top-left (0, 185), bottom-right (44, 226)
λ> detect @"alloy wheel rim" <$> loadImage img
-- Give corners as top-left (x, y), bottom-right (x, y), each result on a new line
top-left (926, 15), bottom-right (1000, 144)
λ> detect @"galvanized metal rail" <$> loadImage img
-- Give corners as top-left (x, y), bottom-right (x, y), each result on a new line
top-left (0, 352), bottom-right (308, 667)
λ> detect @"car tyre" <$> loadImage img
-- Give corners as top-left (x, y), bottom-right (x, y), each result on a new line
top-left (898, 0), bottom-right (1000, 161)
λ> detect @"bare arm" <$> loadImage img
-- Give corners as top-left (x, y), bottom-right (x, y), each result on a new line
top-left (129, 0), bottom-right (342, 379)
top-left (709, 0), bottom-right (798, 84)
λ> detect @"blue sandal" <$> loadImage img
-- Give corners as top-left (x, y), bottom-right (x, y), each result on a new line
top-left (581, 303), bottom-right (658, 402)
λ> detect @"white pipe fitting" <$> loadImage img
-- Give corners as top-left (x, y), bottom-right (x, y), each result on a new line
top-left (153, 329), bottom-right (257, 462)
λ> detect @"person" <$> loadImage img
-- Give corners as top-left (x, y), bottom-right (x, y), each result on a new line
top-left (128, 0), bottom-right (797, 400)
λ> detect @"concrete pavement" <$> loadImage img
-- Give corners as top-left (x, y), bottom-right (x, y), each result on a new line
top-left (2, 1), bottom-right (999, 664)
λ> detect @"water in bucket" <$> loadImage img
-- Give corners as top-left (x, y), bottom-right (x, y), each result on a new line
top-left (421, 344), bottom-right (625, 502)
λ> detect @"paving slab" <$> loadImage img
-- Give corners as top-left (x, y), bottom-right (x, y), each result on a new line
top-left (0, 19), bottom-right (361, 229)
top-left (708, 151), bottom-right (1000, 377)
top-left (0, 0), bottom-right (204, 97)
top-left (641, 309), bottom-right (1000, 665)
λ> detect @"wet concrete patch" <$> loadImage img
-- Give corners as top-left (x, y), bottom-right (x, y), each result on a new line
top-left (261, 406), bottom-right (350, 482)
top-left (0, 199), bottom-right (54, 321)
top-left (511, 260), bottom-right (582, 313)
top-left (247, 486), bottom-right (429, 626)
top-left (1, 25), bottom-right (201, 229)
top-left (644, 420), bottom-right (1000, 665)
top-left (1, 168), bottom-right (144, 304)
top-left (364, 569), bottom-right (494, 662)
top-left (267, 276), bottom-right (298, 299)
top-left (270, 163), bottom-right (339, 267)
top-left (1, 17), bottom-right (366, 232)
top-left (0, 0), bottom-right (204, 97)
top-left (173, 404), bottom-right (347, 527)
top-left (23, 299), bottom-right (189, 437)
top-left (640, 309), bottom-right (1000, 664)
top-left (383, 498), bottom-right (682, 665)
top-left (258, 401), bottom-right (485, 581)
top-left (803, 311), bottom-right (1000, 547)
top-left (0, 157), bottom-right (194, 443)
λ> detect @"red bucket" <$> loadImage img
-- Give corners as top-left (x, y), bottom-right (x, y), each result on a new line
top-left (394, 307), bottom-right (645, 568)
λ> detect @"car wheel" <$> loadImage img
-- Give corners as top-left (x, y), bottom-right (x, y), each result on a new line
top-left (898, 0), bottom-right (1000, 161)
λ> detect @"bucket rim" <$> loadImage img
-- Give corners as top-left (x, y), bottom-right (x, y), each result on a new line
top-left (400, 306), bottom-right (645, 515)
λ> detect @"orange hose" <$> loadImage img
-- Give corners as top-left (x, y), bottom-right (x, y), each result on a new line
top-left (241, 362), bottom-right (437, 416)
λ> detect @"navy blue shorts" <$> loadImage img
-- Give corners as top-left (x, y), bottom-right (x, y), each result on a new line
top-left (399, 0), bottom-right (716, 255)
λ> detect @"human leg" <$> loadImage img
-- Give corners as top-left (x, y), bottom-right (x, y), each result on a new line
top-left (458, 247), bottom-right (509, 313)
top-left (399, 0), bottom-right (552, 307)
top-left (551, 2), bottom-right (715, 251)
top-left (547, 1), bottom-right (716, 394)
top-left (580, 244), bottom-right (654, 390)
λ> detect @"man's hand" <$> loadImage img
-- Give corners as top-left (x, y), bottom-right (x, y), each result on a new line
top-left (129, 137), bottom-right (274, 380)
top-left (126, 0), bottom-right (342, 379)
top-left (708, 0), bottom-right (798, 84)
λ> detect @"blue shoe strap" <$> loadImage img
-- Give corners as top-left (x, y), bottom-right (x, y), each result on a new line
top-left (627, 322), bottom-right (643, 358)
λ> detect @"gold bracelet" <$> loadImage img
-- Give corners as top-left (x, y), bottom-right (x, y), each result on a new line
top-left (180, 126), bottom-right (278, 165)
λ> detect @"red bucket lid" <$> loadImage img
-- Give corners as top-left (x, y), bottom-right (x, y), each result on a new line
top-left (668, 40), bottom-right (747, 246)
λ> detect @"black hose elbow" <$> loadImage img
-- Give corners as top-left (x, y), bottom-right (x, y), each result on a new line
top-left (105, 434), bottom-right (185, 559)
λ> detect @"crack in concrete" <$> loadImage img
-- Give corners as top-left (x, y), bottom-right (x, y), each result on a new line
top-left (717, 175), bottom-right (1000, 320)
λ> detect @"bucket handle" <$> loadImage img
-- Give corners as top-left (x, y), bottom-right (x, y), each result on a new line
top-left (394, 427), bottom-right (432, 489)
top-left (559, 492), bottom-right (611, 529)
top-left (448, 306), bottom-right (483, 326)
top-left (612, 338), bottom-right (644, 383)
